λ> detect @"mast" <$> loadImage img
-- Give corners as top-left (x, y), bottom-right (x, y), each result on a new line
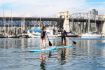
top-left (39, 17), bottom-right (42, 27)
top-left (88, 13), bottom-right (90, 33)
top-left (10, 8), bottom-right (14, 35)
top-left (2, 8), bottom-right (6, 48)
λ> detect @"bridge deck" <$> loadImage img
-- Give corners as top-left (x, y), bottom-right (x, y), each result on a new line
top-left (0, 17), bottom-right (104, 23)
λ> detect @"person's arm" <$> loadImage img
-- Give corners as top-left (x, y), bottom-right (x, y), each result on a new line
top-left (66, 32), bottom-right (67, 36)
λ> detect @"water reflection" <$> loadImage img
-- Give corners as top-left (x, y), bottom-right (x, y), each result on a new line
top-left (40, 52), bottom-right (46, 70)
top-left (58, 48), bottom-right (66, 65)
top-left (56, 37), bottom-right (73, 65)
top-left (0, 38), bottom-right (105, 70)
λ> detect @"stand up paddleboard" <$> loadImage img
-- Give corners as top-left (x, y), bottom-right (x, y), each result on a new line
top-left (29, 45), bottom-right (73, 52)
top-left (29, 47), bottom-right (56, 52)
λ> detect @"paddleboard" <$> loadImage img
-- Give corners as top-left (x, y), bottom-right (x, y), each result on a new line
top-left (29, 47), bottom-right (56, 52)
top-left (29, 45), bottom-right (73, 52)
top-left (55, 45), bottom-right (73, 49)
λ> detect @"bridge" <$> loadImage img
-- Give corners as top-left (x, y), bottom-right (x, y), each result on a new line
top-left (0, 16), bottom-right (103, 22)
top-left (0, 11), bottom-right (105, 35)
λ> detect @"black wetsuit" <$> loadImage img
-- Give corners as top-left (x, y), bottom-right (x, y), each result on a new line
top-left (61, 30), bottom-right (67, 43)
top-left (41, 30), bottom-right (46, 39)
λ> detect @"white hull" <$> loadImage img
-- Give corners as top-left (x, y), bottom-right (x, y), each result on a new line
top-left (81, 33), bottom-right (102, 38)
top-left (27, 27), bottom-right (54, 38)
top-left (28, 33), bottom-right (41, 38)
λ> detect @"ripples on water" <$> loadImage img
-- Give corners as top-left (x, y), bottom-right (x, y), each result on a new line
top-left (0, 37), bottom-right (105, 70)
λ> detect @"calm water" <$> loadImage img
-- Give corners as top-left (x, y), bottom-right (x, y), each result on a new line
top-left (0, 37), bottom-right (105, 70)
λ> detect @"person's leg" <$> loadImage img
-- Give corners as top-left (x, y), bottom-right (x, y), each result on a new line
top-left (40, 38), bottom-right (44, 49)
top-left (61, 37), bottom-right (64, 45)
top-left (43, 38), bottom-right (46, 49)
top-left (63, 37), bottom-right (66, 45)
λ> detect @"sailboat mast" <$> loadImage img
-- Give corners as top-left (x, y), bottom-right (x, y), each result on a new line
top-left (3, 8), bottom-right (6, 36)
top-left (11, 9), bottom-right (13, 35)
top-left (88, 13), bottom-right (90, 33)
top-left (39, 17), bottom-right (41, 27)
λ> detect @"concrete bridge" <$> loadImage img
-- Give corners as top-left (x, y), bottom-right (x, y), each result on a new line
top-left (0, 12), bottom-right (105, 34)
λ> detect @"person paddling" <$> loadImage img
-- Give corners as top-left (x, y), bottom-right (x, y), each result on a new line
top-left (40, 26), bottom-right (46, 49)
top-left (40, 25), bottom-right (47, 67)
top-left (61, 29), bottom-right (67, 45)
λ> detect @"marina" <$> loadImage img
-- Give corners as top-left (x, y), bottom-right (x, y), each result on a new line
top-left (0, 10), bottom-right (105, 70)
top-left (0, 9), bottom-right (105, 38)
top-left (1, 0), bottom-right (105, 70)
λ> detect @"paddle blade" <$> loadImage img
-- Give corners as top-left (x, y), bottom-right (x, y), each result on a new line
top-left (73, 41), bottom-right (76, 44)
top-left (49, 41), bottom-right (52, 46)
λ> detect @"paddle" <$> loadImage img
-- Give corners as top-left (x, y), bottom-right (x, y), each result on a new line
top-left (46, 33), bottom-right (52, 46)
top-left (48, 40), bottom-right (52, 46)
top-left (73, 41), bottom-right (76, 44)
top-left (46, 33), bottom-right (52, 57)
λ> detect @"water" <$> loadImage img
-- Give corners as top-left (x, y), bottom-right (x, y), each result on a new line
top-left (0, 37), bottom-right (105, 70)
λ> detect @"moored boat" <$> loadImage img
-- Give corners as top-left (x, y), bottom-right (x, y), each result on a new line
top-left (81, 32), bottom-right (102, 38)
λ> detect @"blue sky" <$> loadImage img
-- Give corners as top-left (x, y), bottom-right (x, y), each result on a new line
top-left (0, 0), bottom-right (105, 17)
top-left (87, 0), bottom-right (105, 2)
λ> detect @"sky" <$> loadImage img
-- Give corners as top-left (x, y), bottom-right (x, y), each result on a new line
top-left (0, 0), bottom-right (105, 17)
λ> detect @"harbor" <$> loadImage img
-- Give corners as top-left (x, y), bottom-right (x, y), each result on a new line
top-left (1, 0), bottom-right (105, 70)
top-left (0, 10), bottom-right (105, 70)
top-left (0, 9), bottom-right (105, 38)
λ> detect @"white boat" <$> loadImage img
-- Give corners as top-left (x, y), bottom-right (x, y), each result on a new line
top-left (27, 30), bottom-right (41, 38)
top-left (27, 27), bottom-right (54, 38)
top-left (46, 29), bottom-right (53, 36)
top-left (81, 32), bottom-right (102, 38)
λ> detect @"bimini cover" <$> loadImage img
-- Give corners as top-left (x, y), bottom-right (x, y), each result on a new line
top-left (28, 27), bottom-right (41, 33)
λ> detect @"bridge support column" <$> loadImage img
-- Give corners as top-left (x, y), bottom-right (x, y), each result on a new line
top-left (102, 22), bottom-right (105, 35)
